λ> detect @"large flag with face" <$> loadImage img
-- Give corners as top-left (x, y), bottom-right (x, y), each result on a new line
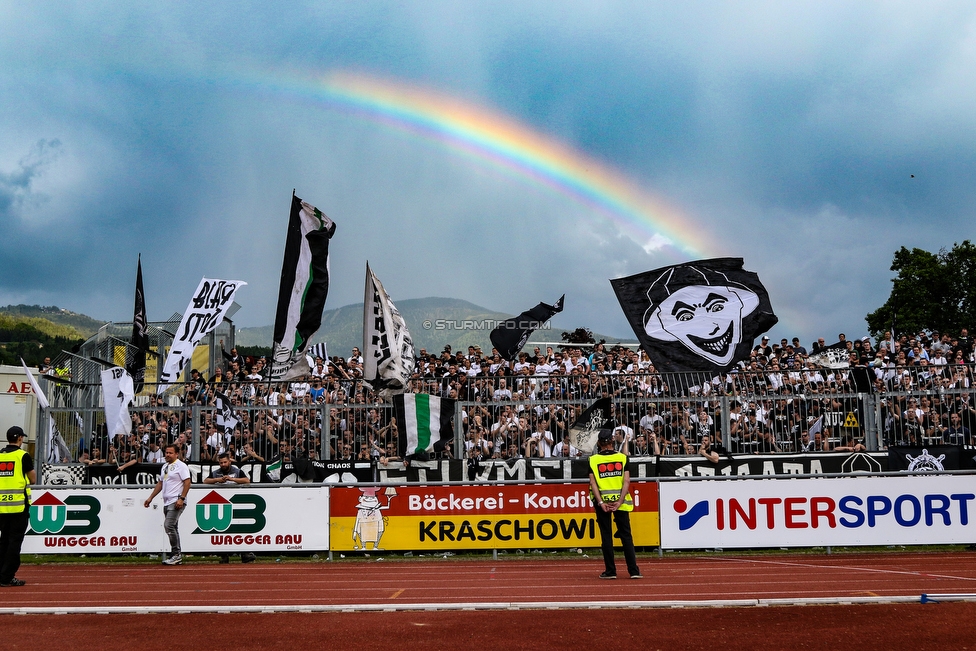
top-left (363, 263), bottom-right (416, 395)
top-left (127, 255), bottom-right (149, 392)
top-left (490, 295), bottom-right (565, 361)
top-left (158, 278), bottom-right (246, 392)
top-left (101, 367), bottom-right (135, 440)
top-left (611, 258), bottom-right (777, 375)
top-left (270, 194), bottom-right (337, 381)
top-left (568, 397), bottom-right (613, 454)
top-left (394, 393), bottom-right (454, 458)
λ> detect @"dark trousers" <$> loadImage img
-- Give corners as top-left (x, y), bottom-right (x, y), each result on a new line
top-left (0, 510), bottom-right (29, 584)
top-left (593, 502), bottom-right (640, 577)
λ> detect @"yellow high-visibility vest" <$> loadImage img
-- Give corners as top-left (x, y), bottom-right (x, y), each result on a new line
top-left (589, 451), bottom-right (633, 511)
top-left (0, 448), bottom-right (30, 514)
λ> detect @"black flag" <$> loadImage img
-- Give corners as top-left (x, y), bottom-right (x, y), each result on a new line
top-left (888, 445), bottom-right (967, 472)
top-left (567, 397), bottom-right (613, 454)
top-left (127, 255), bottom-right (149, 392)
top-left (271, 194), bottom-right (336, 380)
top-left (611, 258), bottom-right (777, 375)
top-left (490, 295), bottom-right (565, 361)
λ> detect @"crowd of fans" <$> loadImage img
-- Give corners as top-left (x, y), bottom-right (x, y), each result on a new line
top-left (71, 327), bottom-right (976, 469)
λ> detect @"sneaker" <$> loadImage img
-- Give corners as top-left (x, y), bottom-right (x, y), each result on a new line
top-left (162, 554), bottom-right (183, 566)
top-left (599, 572), bottom-right (617, 580)
top-left (0, 578), bottom-right (26, 587)
top-left (241, 553), bottom-right (256, 564)
top-left (630, 573), bottom-right (644, 580)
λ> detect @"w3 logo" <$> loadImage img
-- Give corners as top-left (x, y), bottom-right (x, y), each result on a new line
top-left (192, 491), bottom-right (266, 534)
top-left (28, 493), bottom-right (100, 535)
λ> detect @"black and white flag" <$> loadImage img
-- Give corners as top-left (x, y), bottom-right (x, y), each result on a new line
top-left (363, 263), bottom-right (416, 396)
top-left (127, 255), bottom-right (149, 393)
top-left (568, 397), bottom-right (613, 454)
top-left (101, 367), bottom-right (135, 440)
top-left (611, 258), bottom-right (777, 375)
top-left (808, 341), bottom-right (850, 369)
top-left (306, 342), bottom-right (328, 365)
top-left (490, 295), bottom-right (564, 361)
top-left (271, 194), bottom-right (337, 381)
top-left (158, 278), bottom-right (247, 392)
top-left (214, 391), bottom-right (239, 435)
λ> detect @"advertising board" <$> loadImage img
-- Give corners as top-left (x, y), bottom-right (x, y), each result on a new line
top-left (660, 475), bottom-right (976, 549)
top-left (329, 482), bottom-right (660, 551)
top-left (22, 486), bottom-right (330, 554)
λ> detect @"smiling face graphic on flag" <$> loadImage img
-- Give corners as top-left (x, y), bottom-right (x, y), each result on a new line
top-left (645, 284), bottom-right (758, 367)
top-left (611, 258), bottom-right (777, 375)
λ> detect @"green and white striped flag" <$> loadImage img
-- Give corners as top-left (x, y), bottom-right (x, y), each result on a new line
top-left (266, 457), bottom-right (282, 482)
top-left (394, 393), bottom-right (455, 457)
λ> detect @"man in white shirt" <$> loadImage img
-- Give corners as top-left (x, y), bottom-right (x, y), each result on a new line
top-left (143, 444), bottom-right (191, 565)
top-left (551, 438), bottom-right (579, 457)
top-left (492, 379), bottom-right (513, 401)
top-left (526, 418), bottom-right (555, 457)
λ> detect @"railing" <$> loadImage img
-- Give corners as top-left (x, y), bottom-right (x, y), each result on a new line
top-left (33, 362), bottom-right (976, 473)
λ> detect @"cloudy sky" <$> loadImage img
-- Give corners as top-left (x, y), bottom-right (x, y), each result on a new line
top-left (2, 2), bottom-right (974, 346)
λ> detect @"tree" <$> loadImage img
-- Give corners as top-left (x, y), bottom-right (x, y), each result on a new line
top-left (866, 240), bottom-right (976, 338)
top-left (560, 328), bottom-right (602, 345)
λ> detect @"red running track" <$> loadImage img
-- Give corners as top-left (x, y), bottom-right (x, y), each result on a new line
top-left (5, 551), bottom-right (976, 611)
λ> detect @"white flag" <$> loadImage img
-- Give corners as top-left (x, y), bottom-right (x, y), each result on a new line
top-left (23, 358), bottom-right (68, 463)
top-left (158, 278), bottom-right (246, 392)
top-left (362, 263), bottom-right (415, 396)
top-left (21, 358), bottom-right (50, 410)
top-left (102, 367), bottom-right (135, 440)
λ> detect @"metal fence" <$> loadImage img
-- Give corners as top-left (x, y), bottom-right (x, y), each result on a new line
top-left (34, 362), bottom-right (976, 471)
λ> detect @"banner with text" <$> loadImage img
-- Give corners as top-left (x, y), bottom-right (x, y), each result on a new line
top-left (375, 457), bottom-right (658, 483)
top-left (660, 474), bottom-right (976, 549)
top-left (329, 482), bottom-right (659, 551)
top-left (656, 452), bottom-right (888, 477)
top-left (24, 486), bottom-right (329, 554)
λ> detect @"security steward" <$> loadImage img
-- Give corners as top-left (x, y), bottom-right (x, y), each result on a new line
top-left (0, 426), bottom-right (35, 587)
top-left (588, 429), bottom-right (641, 579)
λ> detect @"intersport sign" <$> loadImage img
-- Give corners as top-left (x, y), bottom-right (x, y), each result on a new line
top-left (660, 474), bottom-right (976, 549)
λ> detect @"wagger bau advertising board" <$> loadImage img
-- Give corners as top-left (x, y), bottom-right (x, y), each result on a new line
top-left (23, 486), bottom-right (330, 554)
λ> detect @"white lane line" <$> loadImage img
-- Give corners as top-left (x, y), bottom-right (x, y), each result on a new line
top-left (708, 556), bottom-right (976, 582)
top-left (0, 595), bottom-right (944, 615)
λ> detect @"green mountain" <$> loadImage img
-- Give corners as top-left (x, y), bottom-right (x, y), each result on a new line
top-left (235, 297), bottom-right (635, 357)
top-left (0, 310), bottom-right (91, 367)
top-left (0, 305), bottom-right (105, 339)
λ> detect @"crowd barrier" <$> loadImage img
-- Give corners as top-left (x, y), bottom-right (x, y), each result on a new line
top-left (23, 468), bottom-right (976, 555)
top-left (33, 363), bottom-right (976, 469)
top-left (41, 445), bottom-right (976, 487)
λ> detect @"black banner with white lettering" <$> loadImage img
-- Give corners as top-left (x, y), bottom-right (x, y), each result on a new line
top-left (376, 457), bottom-right (658, 483)
top-left (887, 445), bottom-right (970, 472)
top-left (655, 452), bottom-right (889, 477)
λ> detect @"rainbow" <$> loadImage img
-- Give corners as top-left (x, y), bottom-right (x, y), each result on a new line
top-left (284, 71), bottom-right (710, 258)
